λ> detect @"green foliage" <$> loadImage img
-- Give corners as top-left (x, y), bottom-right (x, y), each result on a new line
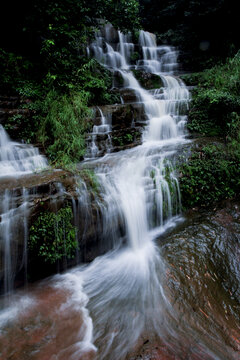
top-left (179, 72), bottom-right (204, 86)
top-left (38, 90), bottom-right (92, 165)
top-left (16, 81), bottom-right (44, 99)
top-left (0, 0), bottom-right (139, 165)
top-left (4, 113), bottom-right (36, 144)
top-left (112, 132), bottom-right (137, 147)
top-left (0, 49), bottom-right (35, 94)
top-left (187, 53), bottom-right (240, 137)
top-left (77, 59), bottom-right (121, 105)
top-left (179, 53), bottom-right (240, 208)
top-left (80, 169), bottom-right (99, 194)
top-left (1, 58), bottom-right (120, 162)
top-left (29, 207), bottom-right (78, 264)
top-left (179, 144), bottom-right (240, 208)
top-left (2, 0), bottom-right (139, 87)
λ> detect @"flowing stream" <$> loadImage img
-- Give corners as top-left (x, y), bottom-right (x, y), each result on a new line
top-left (0, 25), bottom-right (239, 360)
top-left (0, 126), bottom-right (47, 297)
top-left (0, 125), bottom-right (47, 178)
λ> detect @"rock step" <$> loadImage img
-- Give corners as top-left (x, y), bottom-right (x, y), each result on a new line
top-left (0, 96), bottom-right (20, 109)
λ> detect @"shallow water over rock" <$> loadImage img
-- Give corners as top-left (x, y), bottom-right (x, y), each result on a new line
top-left (0, 201), bottom-right (239, 359)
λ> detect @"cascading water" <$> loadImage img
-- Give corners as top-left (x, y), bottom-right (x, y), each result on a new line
top-left (1, 25), bottom-right (237, 360)
top-left (137, 30), bottom-right (178, 74)
top-left (0, 25), bottom-right (190, 359)
top-left (0, 125), bottom-right (47, 177)
top-left (86, 107), bottom-right (112, 159)
top-left (0, 188), bottom-right (30, 299)
top-left (87, 24), bottom-right (190, 243)
top-left (55, 24), bottom-right (191, 359)
top-left (0, 125), bottom-right (47, 298)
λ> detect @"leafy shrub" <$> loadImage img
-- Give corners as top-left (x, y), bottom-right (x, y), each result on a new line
top-left (186, 52), bottom-right (240, 137)
top-left (77, 59), bottom-right (121, 105)
top-left (188, 89), bottom-right (240, 136)
top-left (0, 49), bottom-right (35, 94)
top-left (179, 144), bottom-right (240, 207)
top-left (38, 90), bottom-right (92, 165)
top-left (29, 207), bottom-right (78, 264)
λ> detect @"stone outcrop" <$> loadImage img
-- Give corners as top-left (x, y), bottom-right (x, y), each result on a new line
top-left (0, 169), bottom-right (120, 291)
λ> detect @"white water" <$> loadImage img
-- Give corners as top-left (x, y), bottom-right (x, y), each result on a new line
top-left (137, 30), bottom-right (178, 74)
top-left (0, 125), bottom-right (47, 297)
top-left (0, 188), bottom-right (30, 298)
top-left (86, 107), bottom-right (113, 159)
top-left (0, 25), bottom-right (193, 359)
top-left (65, 25), bottom-right (191, 358)
top-left (0, 124), bottom-right (47, 178)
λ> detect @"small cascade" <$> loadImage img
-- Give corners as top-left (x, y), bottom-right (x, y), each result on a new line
top-left (93, 107), bottom-right (111, 134)
top-left (0, 188), bottom-right (29, 298)
top-left (137, 30), bottom-right (178, 74)
top-left (118, 30), bottom-right (134, 67)
top-left (90, 24), bottom-right (134, 70)
top-left (0, 125), bottom-right (48, 178)
top-left (87, 24), bottom-right (189, 159)
top-left (0, 125), bottom-right (48, 297)
top-left (85, 107), bottom-right (112, 159)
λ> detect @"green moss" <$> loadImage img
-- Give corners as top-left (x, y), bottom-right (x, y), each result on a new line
top-left (132, 69), bottom-right (162, 89)
top-left (29, 206), bottom-right (78, 264)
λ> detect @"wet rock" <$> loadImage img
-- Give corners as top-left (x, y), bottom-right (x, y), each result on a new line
top-left (132, 70), bottom-right (163, 90)
top-left (0, 169), bottom-right (122, 291)
top-left (111, 104), bottom-right (135, 129)
top-left (120, 88), bottom-right (140, 103)
top-left (161, 199), bottom-right (240, 303)
top-left (111, 127), bottom-right (142, 150)
top-left (86, 103), bottom-right (147, 157)
top-left (0, 95), bottom-right (19, 109)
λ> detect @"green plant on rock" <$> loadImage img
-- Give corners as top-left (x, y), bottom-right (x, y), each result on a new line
top-left (38, 90), bottom-right (92, 166)
top-left (186, 52), bottom-right (240, 138)
top-left (179, 144), bottom-right (240, 208)
top-left (78, 59), bottom-right (121, 106)
top-left (80, 168), bottom-right (99, 195)
top-left (29, 206), bottom-right (78, 264)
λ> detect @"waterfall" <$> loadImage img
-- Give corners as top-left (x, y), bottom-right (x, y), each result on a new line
top-left (86, 107), bottom-right (113, 159)
top-left (0, 188), bottom-right (30, 299)
top-left (74, 25), bottom-right (191, 359)
top-left (0, 24), bottom-right (194, 360)
top-left (138, 30), bottom-right (178, 74)
top-left (0, 125), bottom-right (47, 297)
top-left (87, 23), bottom-right (190, 249)
top-left (0, 125), bottom-right (47, 177)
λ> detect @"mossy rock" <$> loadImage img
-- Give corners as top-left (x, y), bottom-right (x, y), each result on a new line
top-left (132, 70), bottom-right (163, 89)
